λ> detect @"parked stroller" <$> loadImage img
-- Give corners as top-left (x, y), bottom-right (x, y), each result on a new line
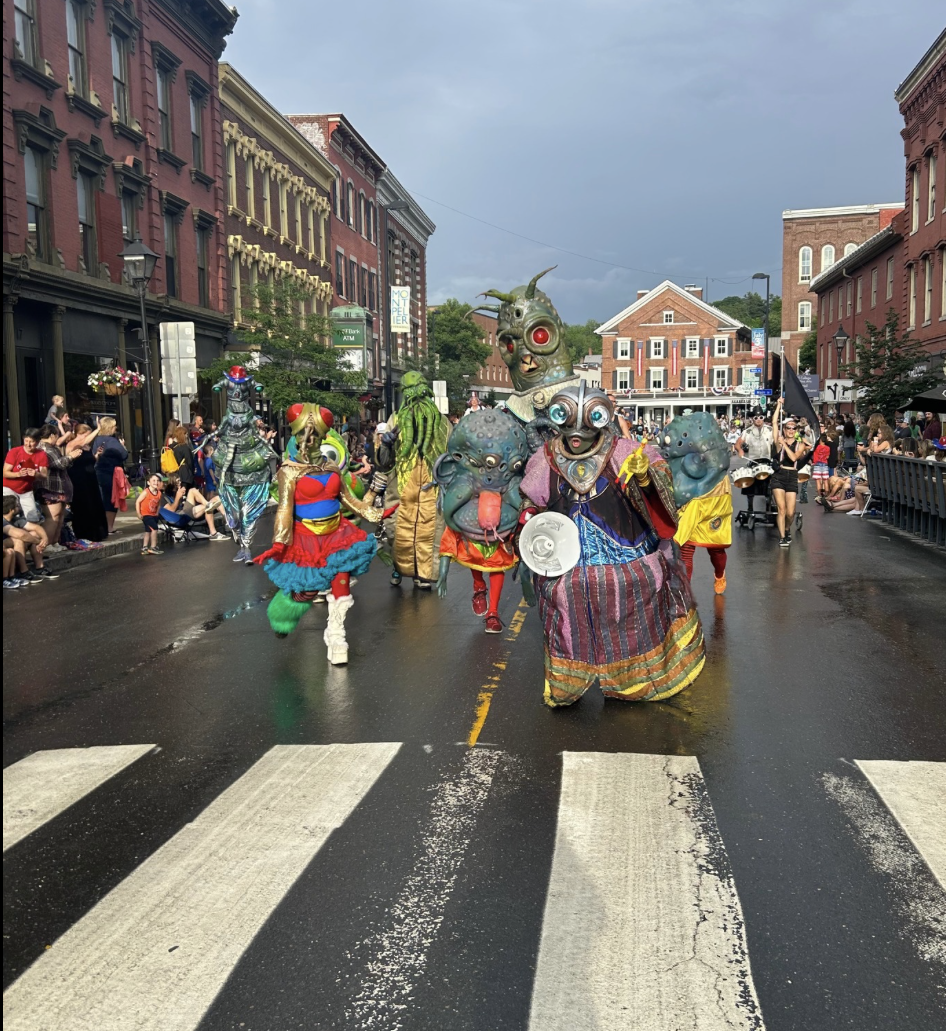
top-left (732, 459), bottom-right (804, 533)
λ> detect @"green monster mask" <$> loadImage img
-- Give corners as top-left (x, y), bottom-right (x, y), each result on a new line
top-left (469, 268), bottom-right (575, 420)
top-left (393, 371), bottom-right (450, 484)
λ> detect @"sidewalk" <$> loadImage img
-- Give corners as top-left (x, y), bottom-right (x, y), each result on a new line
top-left (42, 512), bottom-right (150, 574)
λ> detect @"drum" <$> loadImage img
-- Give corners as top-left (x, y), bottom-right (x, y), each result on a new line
top-left (731, 466), bottom-right (756, 489)
top-left (753, 461), bottom-right (774, 481)
top-left (797, 464), bottom-right (812, 483)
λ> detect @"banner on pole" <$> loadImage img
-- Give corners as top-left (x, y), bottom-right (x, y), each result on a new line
top-left (751, 329), bottom-right (765, 359)
top-left (390, 287), bottom-right (411, 333)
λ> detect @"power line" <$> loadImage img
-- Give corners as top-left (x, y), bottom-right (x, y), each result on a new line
top-left (407, 187), bottom-right (782, 289)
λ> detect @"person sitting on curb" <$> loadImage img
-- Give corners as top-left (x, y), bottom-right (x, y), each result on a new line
top-left (2, 496), bottom-right (59, 581)
top-left (162, 476), bottom-right (228, 539)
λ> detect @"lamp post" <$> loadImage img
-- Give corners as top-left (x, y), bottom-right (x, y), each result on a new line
top-left (381, 198), bottom-right (410, 418)
top-left (833, 324), bottom-right (849, 414)
top-left (751, 272), bottom-right (771, 399)
top-left (120, 235), bottom-right (160, 474)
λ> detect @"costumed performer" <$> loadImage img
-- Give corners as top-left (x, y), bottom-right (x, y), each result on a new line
top-left (374, 371), bottom-right (451, 589)
top-left (662, 412), bottom-right (733, 594)
top-left (518, 383), bottom-right (705, 707)
top-left (254, 403), bottom-right (380, 665)
top-left (433, 408), bottom-right (531, 633)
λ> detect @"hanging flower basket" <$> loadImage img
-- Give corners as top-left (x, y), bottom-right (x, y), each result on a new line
top-left (88, 366), bottom-right (145, 396)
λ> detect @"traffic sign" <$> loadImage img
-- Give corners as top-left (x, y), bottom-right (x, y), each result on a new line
top-left (754, 388), bottom-right (773, 396)
top-left (749, 367), bottom-right (762, 373)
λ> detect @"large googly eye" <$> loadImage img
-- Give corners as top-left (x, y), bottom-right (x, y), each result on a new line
top-left (586, 404), bottom-right (610, 428)
top-left (548, 403), bottom-right (569, 425)
top-left (320, 444), bottom-right (341, 464)
top-left (512, 459), bottom-right (524, 473)
top-left (484, 455), bottom-right (498, 468)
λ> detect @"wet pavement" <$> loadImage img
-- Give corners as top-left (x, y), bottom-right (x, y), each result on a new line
top-left (3, 503), bottom-right (945, 1030)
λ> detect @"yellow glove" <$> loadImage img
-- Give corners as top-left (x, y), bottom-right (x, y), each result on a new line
top-left (617, 444), bottom-right (651, 490)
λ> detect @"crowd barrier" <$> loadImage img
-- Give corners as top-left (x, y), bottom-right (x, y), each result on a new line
top-left (864, 453), bottom-right (946, 547)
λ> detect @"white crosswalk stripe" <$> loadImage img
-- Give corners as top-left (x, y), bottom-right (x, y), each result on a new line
top-left (3, 744), bottom-right (155, 852)
top-left (527, 752), bottom-right (765, 1031)
top-left (3, 743), bottom-right (400, 1031)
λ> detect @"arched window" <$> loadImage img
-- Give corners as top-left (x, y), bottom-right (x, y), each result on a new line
top-left (843, 242), bottom-right (857, 257)
top-left (357, 191), bottom-right (365, 236)
top-left (799, 246), bottom-right (812, 282)
top-left (365, 200), bottom-right (374, 242)
top-left (798, 301), bottom-right (812, 331)
top-left (821, 244), bottom-right (835, 271)
top-left (346, 182), bottom-right (355, 228)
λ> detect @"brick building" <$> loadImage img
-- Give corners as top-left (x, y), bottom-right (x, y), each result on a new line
top-left (809, 29), bottom-right (945, 408)
top-left (218, 66), bottom-right (334, 356)
top-left (597, 281), bottom-right (754, 424)
top-left (3, 0), bottom-right (237, 446)
top-left (780, 203), bottom-right (902, 374)
top-left (468, 310), bottom-right (513, 402)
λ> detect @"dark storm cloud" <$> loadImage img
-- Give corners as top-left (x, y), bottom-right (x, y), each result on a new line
top-left (227, 0), bottom-right (942, 322)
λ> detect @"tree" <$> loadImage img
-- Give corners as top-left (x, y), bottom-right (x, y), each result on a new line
top-left (420, 299), bottom-right (491, 414)
top-left (713, 291), bottom-right (782, 338)
top-left (563, 319), bottom-right (602, 365)
top-left (841, 310), bottom-right (938, 421)
top-left (798, 318), bottom-right (818, 372)
top-left (201, 278), bottom-right (364, 418)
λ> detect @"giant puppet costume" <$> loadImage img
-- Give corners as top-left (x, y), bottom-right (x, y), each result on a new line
top-left (518, 383), bottom-right (705, 707)
top-left (375, 371), bottom-right (452, 587)
top-left (213, 365), bottom-right (277, 564)
top-left (662, 412), bottom-right (733, 594)
top-left (254, 404), bottom-right (380, 665)
top-left (433, 409), bottom-right (531, 633)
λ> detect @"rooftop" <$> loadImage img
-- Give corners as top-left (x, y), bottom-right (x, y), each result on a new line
top-left (782, 203), bottom-right (903, 221)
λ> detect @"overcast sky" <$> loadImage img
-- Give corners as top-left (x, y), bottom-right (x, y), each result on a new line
top-left (226, 1), bottom-right (943, 324)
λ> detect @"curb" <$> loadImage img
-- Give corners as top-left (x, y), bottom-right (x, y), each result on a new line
top-left (43, 535), bottom-right (144, 573)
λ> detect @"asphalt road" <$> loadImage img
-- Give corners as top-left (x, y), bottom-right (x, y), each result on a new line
top-left (3, 501), bottom-right (945, 1030)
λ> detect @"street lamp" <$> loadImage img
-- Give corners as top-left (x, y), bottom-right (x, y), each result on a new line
top-left (751, 272), bottom-right (771, 397)
top-left (833, 325), bottom-right (850, 413)
top-left (120, 234), bottom-right (160, 475)
top-left (382, 199), bottom-right (410, 418)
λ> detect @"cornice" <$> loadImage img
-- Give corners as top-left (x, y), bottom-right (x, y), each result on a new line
top-left (895, 29), bottom-right (946, 107)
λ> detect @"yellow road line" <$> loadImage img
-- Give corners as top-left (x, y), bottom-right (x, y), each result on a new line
top-left (466, 599), bottom-right (529, 748)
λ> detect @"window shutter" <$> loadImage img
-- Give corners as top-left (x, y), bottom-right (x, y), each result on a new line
top-left (628, 370), bottom-right (634, 390)
top-left (680, 367), bottom-right (685, 389)
top-left (613, 339), bottom-right (618, 359)
top-left (612, 370), bottom-right (618, 389)
top-left (727, 337), bottom-right (733, 357)
top-left (646, 339), bottom-right (652, 360)
top-left (698, 369), bottom-right (704, 389)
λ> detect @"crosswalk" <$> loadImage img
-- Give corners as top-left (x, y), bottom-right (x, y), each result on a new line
top-left (3, 745), bottom-right (944, 1030)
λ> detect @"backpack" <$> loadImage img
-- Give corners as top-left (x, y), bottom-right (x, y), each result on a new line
top-left (160, 446), bottom-right (181, 475)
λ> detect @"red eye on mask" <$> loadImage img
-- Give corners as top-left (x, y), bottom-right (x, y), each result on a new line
top-left (506, 342), bottom-right (515, 353)
top-left (531, 327), bottom-right (550, 345)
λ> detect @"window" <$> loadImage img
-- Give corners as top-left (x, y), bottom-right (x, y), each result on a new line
top-left (14, 0), bottom-right (37, 66)
top-left (261, 172), bottom-right (271, 227)
top-left (231, 255), bottom-right (241, 320)
top-left (360, 266), bottom-right (368, 308)
top-left (870, 267), bottom-right (878, 308)
top-left (196, 226), bottom-right (210, 307)
top-left (279, 181), bottom-right (288, 237)
top-left (226, 143), bottom-right (236, 206)
top-left (366, 201), bottom-right (374, 242)
top-left (77, 171), bottom-right (97, 272)
top-left (684, 337), bottom-right (699, 358)
top-left (648, 368), bottom-right (665, 390)
top-left (24, 147), bottom-right (47, 261)
top-left (799, 246), bottom-right (812, 282)
top-left (650, 338), bottom-right (665, 358)
top-left (156, 66), bottom-right (173, 151)
top-left (244, 158), bottom-right (254, 218)
top-left (617, 369), bottom-right (631, 390)
top-left (886, 256), bottom-right (895, 300)
top-left (821, 244), bottom-right (835, 271)
top-left (307, 205), bottom-right (315, 252)
top-left (662, 310), bottom-right (674, 324)
top-left (66, 1), bottom-right (88, 98)
top-left (121, 190), bottom-right (137, 243)
top-left (190, 94), bottom-right (204, 171)
top-left (685, 368), bottom-right (699, 391)
top-left (908, 264), bottom-right (916, 328)
top-left (617, 338), bottom-right (631, 359)
top-left (828, 292), bottom-right (834, 322)
top-left (368, 271), bottom-right (377, 311)
top-left (331, 176), bottom-right (339, 219)
top-left (924, 255), bottom-right (933, 324)
top-left (111, 33), bottom-right (130, 124)
top-left (346, 182), bottom-right (355, 227)
top-left (349, 258), bottom-right (357, 301)
top-left (911, 166), bottom-right (920, 232)
top-left (713, 367), bottom-right (728, 389)
top-left (929, 153), bottom-right (937, 222)
top-left (856, 276), bottom-right (863, 314)
top-left (941, 248), bottom-right (946, 319)
top-left (357, 192), bottom-right (365, 236)
top-left (335, 251), bottom-right (345, 296)
top-left (247, 261), bottom-right (258, 308)
top-left (843, 242), bottom-right (857, 258)
top-left (163, 213), bottom-right (178, 298)
top-left (846, 281), bottom-right (852, 316)
top-left (798, 301), bottom-right (812, 330)
top-left (714, 337), bottom-right (728, 357)
top-left (294, 196), bottom-right (302, 242)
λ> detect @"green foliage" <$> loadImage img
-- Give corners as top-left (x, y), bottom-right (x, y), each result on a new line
top-left (798, 318), bottom-right (818, 372)
top-left (200, 279), bottom-right (364, 418)
top-left (713, 291), bottom-right (782, 338)
top-left (563, 319), bottom-right (602, 365)
top-left (841, 310), bottom-right (938, 421)
top-left (420, 299), bottom-right (491, 414)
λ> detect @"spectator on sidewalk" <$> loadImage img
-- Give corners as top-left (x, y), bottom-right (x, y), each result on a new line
top-left (922, 412), bottom-right (942, 442)
top-left (36, 425), bottom-right (81, 548)
top-left (2, 496), bottom-right (58, 580)
top-left (169, 426), bottom-right (196, 491)
top-left (162, 476), bottom-right (227, 539)
top-left (201, 441), bottom-right (219, 498)
top-left (3, 428), bottom-right (48, 525)
top-left (93, 417), bottom-right (128, 534)
top-left (841, 420), bottom-right (858, 468)
top-left (136, 474), bottom-right (164, 556)
top-left (68, 423), bottom-right (108, 543)
top-left (44, 394), bottom-right (66, 433)
top-left (3, 536), bottom-right (28, 589)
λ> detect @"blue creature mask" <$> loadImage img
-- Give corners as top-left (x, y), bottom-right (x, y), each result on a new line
top-left (662, 412), bottom-right (731, 506)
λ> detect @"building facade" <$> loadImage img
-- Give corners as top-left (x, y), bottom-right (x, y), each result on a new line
top-left (468, 310), bottom-right (513, 401)
top-left (3, 0), bottom-right (237, 446)
top-left (597, 281), bottom-right (754, 423)
top-left (780, 203), bottom-right (903, 373)
top-left (219, 65), bottom-right (334, 360)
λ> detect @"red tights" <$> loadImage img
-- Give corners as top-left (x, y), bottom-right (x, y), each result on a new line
top-left (471, 569), bottom-right (505, 615)
top-left (679, 543), bottom-right (727, 581)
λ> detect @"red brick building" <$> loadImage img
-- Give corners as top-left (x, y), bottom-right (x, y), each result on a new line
top-left (3, 0), bottom-right (237, 446)
top-left (597, 281), bottom-right (754, 424)
top-left (468, 310), bottom-right (513, 402)
top-left (780, 203), bottom-right (902, 372)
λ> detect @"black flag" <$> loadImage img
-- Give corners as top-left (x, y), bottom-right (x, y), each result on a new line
top-left (782, 357), bottom-right (820, 429)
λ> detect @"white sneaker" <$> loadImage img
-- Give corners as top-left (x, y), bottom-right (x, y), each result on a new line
top-left (847, 510), bottom-right (861, 516)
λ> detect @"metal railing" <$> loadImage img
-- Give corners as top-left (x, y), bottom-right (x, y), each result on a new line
top-left (864, 454), bottom-right (946, 547)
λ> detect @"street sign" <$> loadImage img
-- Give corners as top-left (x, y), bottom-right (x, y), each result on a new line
top-left (754, 388), bottom-right (773, 396)
top-left (749, 367), bottom-right (762, 373)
